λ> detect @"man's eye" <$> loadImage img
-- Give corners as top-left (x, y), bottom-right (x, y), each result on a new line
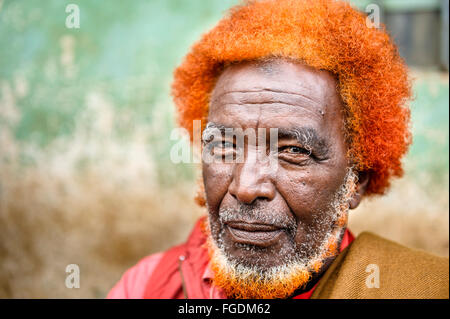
top-left (221, 141), bottom-right (234, 148)
top-left (277, 146), bottom-right (314, 166)
top-left (208, 141), bottom-right (235, 155)
top-left (280, 146), bottom-right (311, 155)
top-left (205, 140), bottom-right (234, 149)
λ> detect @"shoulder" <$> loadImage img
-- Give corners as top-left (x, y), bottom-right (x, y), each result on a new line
top-left (106, 252), bottom-right (164, 299)
top-left (106, 218), bottom-right (207, 299)
top-left (349, 232), bottom-right (448, 275)
top-left (313, 232), bottom-right (449, 299)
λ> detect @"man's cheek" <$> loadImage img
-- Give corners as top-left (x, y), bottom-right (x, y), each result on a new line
top-left (276, 179), bottom-right (320, 221)
top-left (203, 163), bottom-right (234, 210)
top-left (278, 174), bottom-right (339, 218)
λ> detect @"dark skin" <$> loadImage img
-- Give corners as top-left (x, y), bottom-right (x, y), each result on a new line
top-left (202, 59), bottom-right (369, 292)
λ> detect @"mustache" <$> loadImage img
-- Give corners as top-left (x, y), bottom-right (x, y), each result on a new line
top-left (218, 203), bottom-right (297, 232)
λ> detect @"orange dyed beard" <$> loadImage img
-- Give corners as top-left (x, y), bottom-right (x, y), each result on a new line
top-left (203, 169), bottom-right (357, 299)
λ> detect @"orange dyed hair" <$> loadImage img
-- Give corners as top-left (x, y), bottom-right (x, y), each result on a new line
top-left (171, 0), bottom-right (412, 195)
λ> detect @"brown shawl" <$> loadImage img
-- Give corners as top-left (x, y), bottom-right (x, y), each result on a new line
top-left (312, 232), bottom-right (449, 299)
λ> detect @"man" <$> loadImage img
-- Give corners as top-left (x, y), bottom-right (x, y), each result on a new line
top-left (107, 0), bottom-right (448, 299)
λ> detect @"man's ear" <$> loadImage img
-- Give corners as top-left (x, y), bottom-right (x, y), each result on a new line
top-left (349, 171), bottom-right (370, 210)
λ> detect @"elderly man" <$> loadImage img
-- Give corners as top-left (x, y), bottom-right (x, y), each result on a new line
top-left (107, 0), bottom-right (448, 299)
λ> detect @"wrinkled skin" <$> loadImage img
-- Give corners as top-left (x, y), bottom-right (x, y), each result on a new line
top-left (202, 59), bottom-right (369, 292)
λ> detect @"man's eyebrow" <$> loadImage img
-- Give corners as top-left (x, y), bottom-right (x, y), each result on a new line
top-left (277, 127), bottom-right (330, 158)
top-left (203, 123), bottom-right (331, 157)
top-left (204, 122), bottom-right (227, 132)
top-left (202, 122), bottom-right (228, 143)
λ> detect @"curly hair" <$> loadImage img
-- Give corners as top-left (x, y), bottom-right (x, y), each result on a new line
top-left (171, 0), bottom-right (412, 196)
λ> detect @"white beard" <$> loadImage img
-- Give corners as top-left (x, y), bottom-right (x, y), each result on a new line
top-left (205, 168), bottom-right (357, 298)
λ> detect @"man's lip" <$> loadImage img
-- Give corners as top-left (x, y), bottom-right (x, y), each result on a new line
top-left (225, 221), bottom-right (282, 232)
top-left (225, 221), bottom-right (284, 247)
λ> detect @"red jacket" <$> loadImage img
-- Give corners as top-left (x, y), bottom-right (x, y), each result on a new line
top-left (107, 217), bottom-right (354, 299)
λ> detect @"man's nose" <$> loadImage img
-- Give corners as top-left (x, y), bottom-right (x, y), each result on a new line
top-left (228, 158), bottom-right (276, 205)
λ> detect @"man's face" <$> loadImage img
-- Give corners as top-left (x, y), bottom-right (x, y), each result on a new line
top-left (201, 59), bottom-right (355, 298)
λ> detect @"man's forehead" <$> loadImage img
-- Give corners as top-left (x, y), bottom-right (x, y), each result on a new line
top-left (210, 59), bottom-right (339, 109)
top-left (208, 59), bottom-right (344, 134)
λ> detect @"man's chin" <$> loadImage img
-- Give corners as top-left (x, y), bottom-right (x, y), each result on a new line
top-left (207, 239), bottom-right (313, 299)
top-left (222, 243), bottom-right (296, 269)
top-left (204, 224), bottom-right (344, 299)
